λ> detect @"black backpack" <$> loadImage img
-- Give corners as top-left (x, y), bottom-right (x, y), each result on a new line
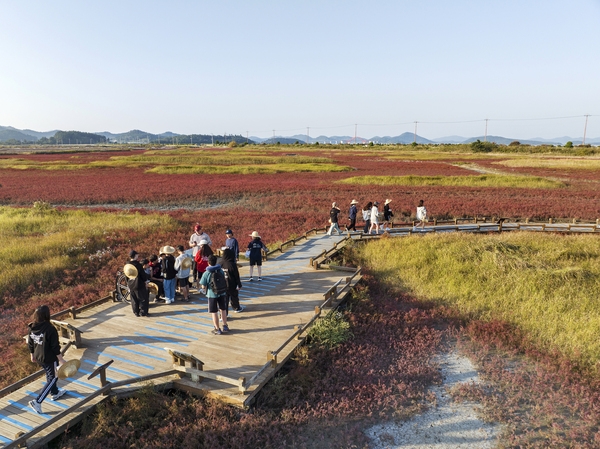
top-left (210, 269), bottom-right (228, 295)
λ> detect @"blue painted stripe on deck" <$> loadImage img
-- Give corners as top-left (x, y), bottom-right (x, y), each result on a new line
top-left (155, 321), bottom-right (207, 335)
top-left (0, 413), bottom-right (33, 430)
top-left (71, 378), bottom-right (101, 390)
top-left (60, 389), bottom-right (87, 400)
top-left (82, 359), bottom-right (138, 378)
top-left (7, 400), bottom-right (52, 419)
top-left (97, 352), bottom-right (155, 370)
top-left (110, 344), bottom-right (168, 362)
top-left (144, 325), bottom-right (202, 338)
top-left (121, 338), bottom-right (176, 354)
top-left (0, 434), bottom-right (11, 443)
top-left (166, 316), bottom-right (213, 328)
top-left (133, 332), bottom-right (188, 347)
top-left (181, 306), bottom-right (208, 313)
top-left (25, 390), bottom-right (69, 409)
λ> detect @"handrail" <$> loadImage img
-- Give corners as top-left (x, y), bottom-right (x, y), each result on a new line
top-left (6, 369), bottom-right (180, 449)
top-left (244, 265), bottom-right (363, 392)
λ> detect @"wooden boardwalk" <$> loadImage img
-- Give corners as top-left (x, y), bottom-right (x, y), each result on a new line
top-left (0, 232), bottom-right (357, 449)
top-left (1, 219), bottom-right (598, 448)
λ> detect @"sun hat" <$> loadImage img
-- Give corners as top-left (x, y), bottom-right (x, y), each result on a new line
top-left (385, 199), bottom-right (392, 205)
top-left (57, 359), bottom-right (81, 379)
top-left (332, 202), bottom-right (338, 207)
top-left (198, 239), bottom-right (208, 246)
top-left (181, 257), bottom-right (193, 269)
top-left (147, 282), bottom-right (159, 295)
top-left (350, 199), bottom-right (359, 205)
top-left (250, 231), bottom-right (261, 238)
top-left (225, 229), bottom-right (233, 235)
top-left (160, 245), bottom-right (176, 255)
top-left (123, 263), bottom-right (138, 280)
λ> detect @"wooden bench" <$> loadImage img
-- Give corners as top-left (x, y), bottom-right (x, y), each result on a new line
top-left (51, 319), bottom-right (84, 348)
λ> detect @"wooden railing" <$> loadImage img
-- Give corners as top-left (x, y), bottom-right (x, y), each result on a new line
top-left (243, 266), bottom-right (362, 393)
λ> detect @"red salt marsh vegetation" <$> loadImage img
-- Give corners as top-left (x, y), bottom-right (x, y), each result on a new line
top-left (2, 143), bottom-right (600, 448)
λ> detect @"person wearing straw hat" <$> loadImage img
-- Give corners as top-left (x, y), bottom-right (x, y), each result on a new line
top-left (175, 245), bottom-right (192, 301)
top-left (383, 199), bottom-right (394, 231)
top-left (346, 199), bottom-right (359, 232)
top-left (160, 245), bottom-right (177, 304)
top-left (126, 250), bottom-right (150, 317)
top-left (27, 305), bottom-right (68, 414)
top-left (327, 202), bottom-right (342, 236)
top-left (247, 231), bottom-right (268, 281)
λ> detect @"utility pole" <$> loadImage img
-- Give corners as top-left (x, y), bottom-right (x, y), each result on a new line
top-left (306, 127), bottom-right (309, 145)
top-left (413, 122), bottom-right (418, 143)
top-left (484, 118), bottom-right (489, 142)
top-left (246, 131), bottom-right (249, 144)
top-left (583, 114), bottom-right (590, 145)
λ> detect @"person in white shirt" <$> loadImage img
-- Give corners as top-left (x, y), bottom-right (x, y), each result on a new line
top-left (415, 199), bottom-right (427, 230)
top-left (175, 245), bottom-right (192, 301)
top-left (189, 224), bottom-right (212, 281)
top-left (369, 201), bottom-right (380, 234)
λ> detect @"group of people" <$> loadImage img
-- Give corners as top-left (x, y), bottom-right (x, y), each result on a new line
top-left (124, 224), bottom-right (269, 335)
top-left (328, 199), bottom-right (428, 235)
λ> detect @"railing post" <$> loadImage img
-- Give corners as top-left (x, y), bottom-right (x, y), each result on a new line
top-left (549, 218), bottom-right (553, 224)
top-left (88, 360), bottom-right (114, 392)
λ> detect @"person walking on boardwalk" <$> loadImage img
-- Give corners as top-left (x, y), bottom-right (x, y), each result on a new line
top-left (160, 246), bottom-right (177, 304)
top-left (383, 199), bottom-right (394, 231)
top-left (219, 247), bottom-right (244, 313)
top-left (199, 255), bottom-right (230, 335)
top-left (189, 224), bottom-right (212, 281)
top-left (369, 201), bottom-right (381, 234)
top-left (415, 199), bottom-right (428, 230)
top-left (362, 201), bottom-right (372, 233)
top-left (125, 250), bottom-right (150, 316)
top-left (327, 202), bottom-right (342, 236)
top-left (247, 231), bottom-right (268, 281)
top-left (27, 305), bottom-right (68, 414)
top-left (346, 199), bottom-right (359, 232)
top-left (224, 229), bottom-right (239, 261)
top-left (175, 245), bottom-right (192, 301)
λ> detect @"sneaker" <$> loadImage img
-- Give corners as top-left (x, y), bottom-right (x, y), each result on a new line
top-left (234, 305), bottom-right (245, 313)
top-left (51, 388), bottom-right (67, 401)
top-left (248, 277), bottom-right (254, 282)
top-left (211, 328), bottom-right (222, 335)
top-left (29, 400), bottom-right (42, 414)
top-left (258, 277), bottom-right (262, 281)
top-left (222, 324), bottom-right (230, 333)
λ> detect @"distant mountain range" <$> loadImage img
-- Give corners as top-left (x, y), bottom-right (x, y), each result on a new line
top-left (1, 125), bottom-right (599, 146)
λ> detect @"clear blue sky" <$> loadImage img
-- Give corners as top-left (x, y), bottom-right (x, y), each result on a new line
top-left (1, 1), bottom-right (599, 140)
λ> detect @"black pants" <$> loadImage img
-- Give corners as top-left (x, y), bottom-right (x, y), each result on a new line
top-left (131, 288), bottom-right (149, 316)
top-left (227, 288), bottom-right (241, 311)
top-left (34, 361), bottom-right (59, 404)
top-left (346, 218), bottom-right (356, 231)
top-left (363, 219), bottom-right (371, 233)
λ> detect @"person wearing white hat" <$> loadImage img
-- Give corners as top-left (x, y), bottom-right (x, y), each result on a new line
top-left (346, 199), bottom-right (359, 232)
top-left (327, 202), bottom-right (342, 236)
top-left (383, 199), bottom-right (394, 231)
top-left (175, 245), bottom-right (192, 301)
top-left (247, 231), bottom-right (268, 281)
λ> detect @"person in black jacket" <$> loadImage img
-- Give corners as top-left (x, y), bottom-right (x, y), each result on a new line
top-left (160, 246), bottom-right (178, 304)
top-left (219, 247), bottom-right (244, 313)
top-left (127, 250), bottom-right (150, 316)
top-left (27, 305), bottom-right (67, 414)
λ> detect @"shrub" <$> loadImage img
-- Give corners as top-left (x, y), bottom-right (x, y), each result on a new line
top-left (509, 141), bottom-right (521, 146)
top-left (470, 139), bottom-right (498, 152)
top-left (308, 311), bottom-right (353, 349)
top-left (565, 141), bottom-right (574, 148)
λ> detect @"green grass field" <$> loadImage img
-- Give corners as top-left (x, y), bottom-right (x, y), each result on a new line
top-left (355, 232), bottom-right (600, 370)
top-left (337, 174), bottom-right (565, 189)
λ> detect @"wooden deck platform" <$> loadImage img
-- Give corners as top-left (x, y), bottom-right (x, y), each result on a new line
top-left (0, 232), bottom-right (358, 449)
top-left (2, 219), bottom-right (597, 448)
